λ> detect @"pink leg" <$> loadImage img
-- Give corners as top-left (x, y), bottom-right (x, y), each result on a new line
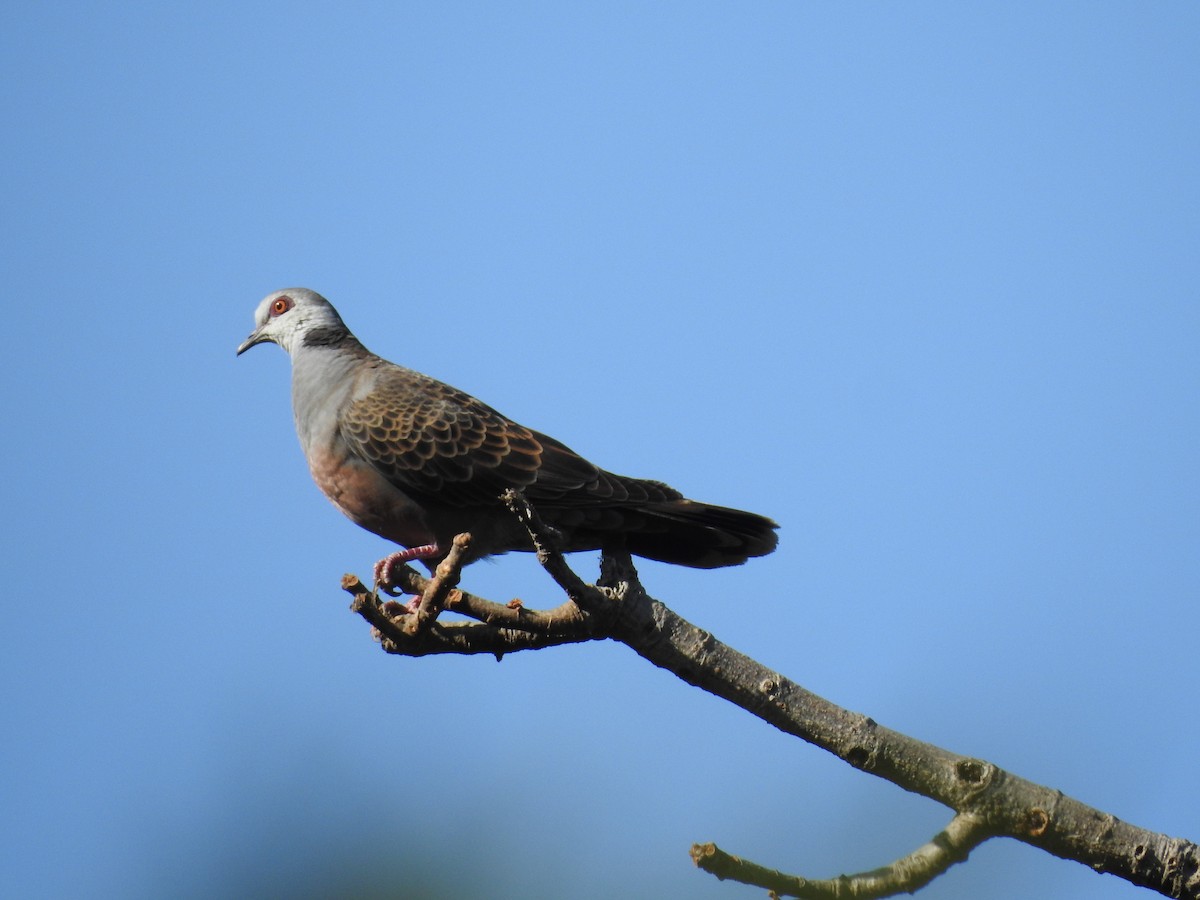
top-left (373, 543), bottom-right (441, 595)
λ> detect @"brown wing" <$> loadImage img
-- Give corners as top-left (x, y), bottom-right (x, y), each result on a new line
top-left (339, 363), bottom-right (648, 508)
top-left (337, 362), bottom-right (778, 567)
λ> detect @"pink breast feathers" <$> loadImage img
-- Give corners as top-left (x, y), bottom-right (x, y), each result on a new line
top-left (306, 445), bottom-right (435, 549)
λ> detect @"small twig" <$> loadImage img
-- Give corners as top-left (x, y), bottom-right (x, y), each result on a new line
top-left (406, 532), bottom-right (472, 634)
top-left (500, 489), bottom-right (612, 614)
top-left (388, 619), bottom-right (598, 659)
top-left (380, 554), bottom-right (598, 637)
top-left (692, 812), bottom-right (992, 899)
top-left (341, 573), bottom-right (604, 658)
top-left (341, 574), bottom-right (410, 651)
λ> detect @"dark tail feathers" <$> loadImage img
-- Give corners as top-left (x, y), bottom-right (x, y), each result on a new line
top-left (622, 499), bottom-right (779, 569)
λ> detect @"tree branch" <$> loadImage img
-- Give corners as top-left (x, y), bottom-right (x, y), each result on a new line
top-left (408, 530), bottom-right (473, 631)
top-left (691, 811), bottom-right (990, 898)
top-left (342, 573), bottom-right (602, 657)
top-left (337, 495), bottom-right (1200, 898)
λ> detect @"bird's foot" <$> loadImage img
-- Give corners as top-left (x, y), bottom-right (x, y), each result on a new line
top-left (373, 544), bottom-right (441, 597)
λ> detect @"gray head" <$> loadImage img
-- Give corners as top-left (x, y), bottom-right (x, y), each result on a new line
top-left (237, 288), bottom-right (351, 356)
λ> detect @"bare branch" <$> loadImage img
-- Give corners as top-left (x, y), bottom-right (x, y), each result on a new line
top-left (407, 531), bottom-right (472, 633)
top-left (336, 497), bottom-right (1200, 899)
top-left (691, 812), bottom-right (991, 898)
top-left (341, 574), bottom-right (600, 658)
top-left (500, 489), bottom-right (614, 616)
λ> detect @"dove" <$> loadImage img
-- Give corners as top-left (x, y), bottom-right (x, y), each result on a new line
top-left (238, 288), bottom-right (778, 588)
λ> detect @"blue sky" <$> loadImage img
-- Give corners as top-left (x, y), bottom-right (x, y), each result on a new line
top-left (2, 4), bottom-right (1197, 898)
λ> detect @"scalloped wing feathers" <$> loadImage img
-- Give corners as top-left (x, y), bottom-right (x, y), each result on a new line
top-left (339, 364), bottom-right (684, 510)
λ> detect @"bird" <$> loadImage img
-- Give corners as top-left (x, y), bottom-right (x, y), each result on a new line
top-left (237, 288), bottom-right (778, 589)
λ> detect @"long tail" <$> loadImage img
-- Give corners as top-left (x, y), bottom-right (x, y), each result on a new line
top-left (622, 498), bottom-right (779, 569)
top-left (534, 463), bottom-right (779, 568)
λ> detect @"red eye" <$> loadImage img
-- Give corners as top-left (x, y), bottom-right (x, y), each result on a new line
top-left (270, 296), bottom-right (293, 317)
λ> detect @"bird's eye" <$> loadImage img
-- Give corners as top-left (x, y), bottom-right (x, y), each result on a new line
top-left (270, 296), bottom-right (294, 317)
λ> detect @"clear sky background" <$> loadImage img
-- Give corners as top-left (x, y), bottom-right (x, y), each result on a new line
top-left (3, 4), bottom-right (1197, 899)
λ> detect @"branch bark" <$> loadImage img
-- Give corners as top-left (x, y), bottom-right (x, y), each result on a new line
top-left (338, 494), bottom-right (1199, 899)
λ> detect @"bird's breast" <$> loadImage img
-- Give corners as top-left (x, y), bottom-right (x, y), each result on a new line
top-left (306, 443), bottom-right (435, 548)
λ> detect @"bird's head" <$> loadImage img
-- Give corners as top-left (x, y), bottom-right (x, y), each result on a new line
top-left (237, 288), bottom-right (350, 356)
